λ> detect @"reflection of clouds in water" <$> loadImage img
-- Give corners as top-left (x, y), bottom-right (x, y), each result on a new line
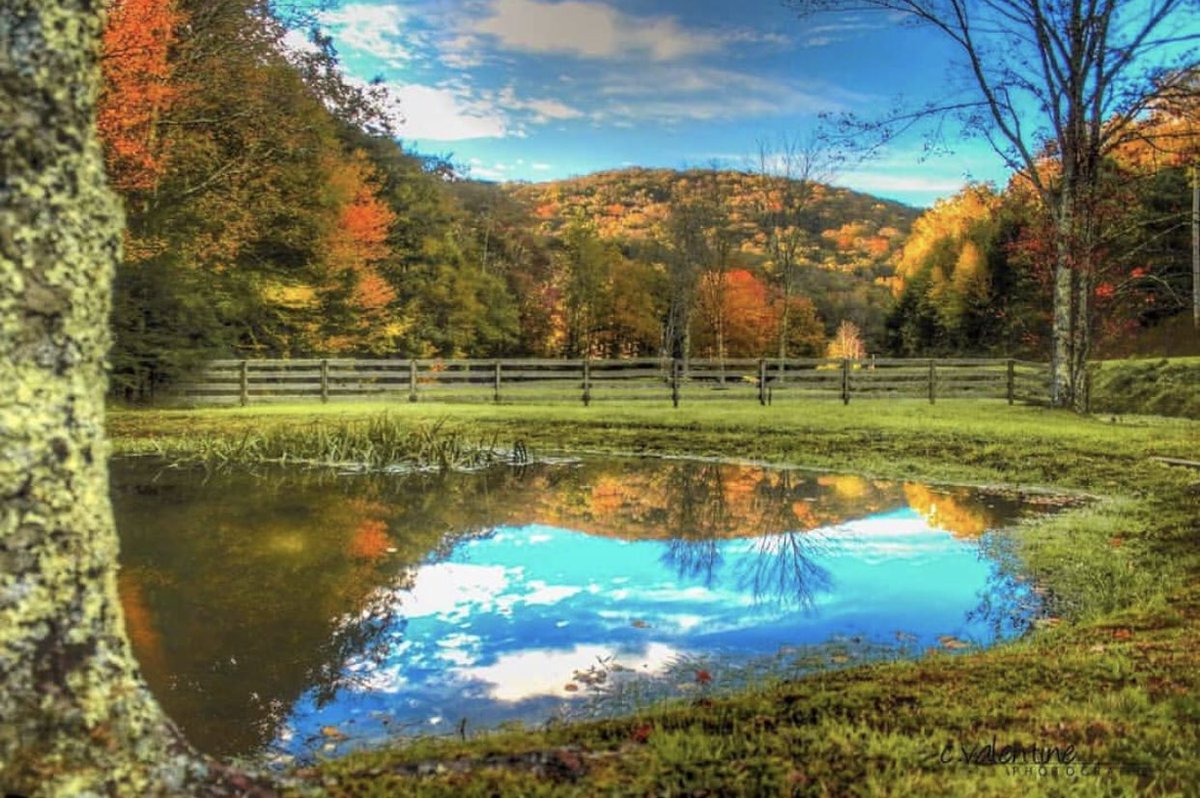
top-left (395, 562), bottom-right (586, 620)
top-left (456, 642), bottom-right (680, 702)
top-left (398, 563), bottom-right (513, 619)
top-left (816, 514), bottom-right (965, 561)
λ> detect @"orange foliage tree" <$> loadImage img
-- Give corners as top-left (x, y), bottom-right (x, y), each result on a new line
top-left (692, 269), bottom-right (779, 358)
top-left (98, 0), bottom-right (183, 193)
top-left (316, 150), bottom-right (400, 353)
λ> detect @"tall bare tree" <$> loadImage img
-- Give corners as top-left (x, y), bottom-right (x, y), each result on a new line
top-left (751, 135), bottom-right (831, 359)
top-left (0, 2), bottom-right (271, 794)
top-left (790, 0), bottom-right (1199, 407)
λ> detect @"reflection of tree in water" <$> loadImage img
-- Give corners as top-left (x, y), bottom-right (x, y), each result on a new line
top-left (966, 533), bottom-right (1042, 641)
top-left (658, 465), bottom-right (831, 608)
top-left (736, 532), bottom-right (832, 611)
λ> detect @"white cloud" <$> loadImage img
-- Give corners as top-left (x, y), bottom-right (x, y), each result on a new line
top-left (317, 3), bottom-right (415, 63)
top-left (281, 28), bottom-right (322, 58)
top-left (380, 82), bottom-right (514, 141)
top-left (455, 642), bottom-right (679, 702)
top-left (474, 0), bottom-right (768, 62)
top-left (531, 162), bottom-right (553, 171)
top-left (838, 173), bottom-right (969, 194)
top-left (498, 86), bottom-right (586, 122)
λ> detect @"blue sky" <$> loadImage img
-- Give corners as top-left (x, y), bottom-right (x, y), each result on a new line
top-left (294, 0), bottom-right (1017, 206)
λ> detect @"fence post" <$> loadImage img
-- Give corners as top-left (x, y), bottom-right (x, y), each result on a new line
top-left (671, 358), bottom-right (681, 408)
top-left (409, 358), bottom-right (418, 403)
top-left (841, 358), bottom-right (850, 405)
top-left (320, 358), bottom-right (329, 403)
top-left (928, 359), bottom-right (936, 404)
top-left (582, 359), bottom-right (591, 407)
top-left (1006, 359), bottom-right (1015, 405)
top-left (758, 358), bottom-right (766, 406)
top-left (493, 360), bottom-right (502, 403)
top-left (239, 360), bottom-right (248, 407)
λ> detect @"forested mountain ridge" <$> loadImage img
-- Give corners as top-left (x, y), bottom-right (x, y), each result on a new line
top-left (506, 167), bottom-right (918, 265)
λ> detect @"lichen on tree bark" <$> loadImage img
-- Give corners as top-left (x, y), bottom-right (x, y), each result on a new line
top-left (0, 1), bottom-right (208, 794)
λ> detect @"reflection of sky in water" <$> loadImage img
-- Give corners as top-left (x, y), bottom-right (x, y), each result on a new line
top-left (279, 509), bottom-right (1027, 758)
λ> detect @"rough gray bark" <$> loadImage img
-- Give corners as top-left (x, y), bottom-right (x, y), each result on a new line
top-left (0, 3), bottom-right (276, 795)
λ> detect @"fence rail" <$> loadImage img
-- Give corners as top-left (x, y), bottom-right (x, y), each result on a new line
top-left (173, 357), bottom-right (1053, 407)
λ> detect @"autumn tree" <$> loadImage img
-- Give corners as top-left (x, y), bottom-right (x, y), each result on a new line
top-left (888, 184), bottom-right (1006, 353)
top-left (97, 0), bottom-right (183, 193)
top-left (827, 319), bottom-right (868, 360)
top-left (791, 0), bottom-right (1200, 408)
top-left (313, 150), bottom-right (400, 354)
top-left (693, 270), bottom-right (778, 358)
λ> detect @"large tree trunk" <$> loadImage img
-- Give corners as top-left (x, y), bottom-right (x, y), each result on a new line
top-left (1050, 186), bottom-right (1076, 408)
top-left (0, 3), bottom-right (267, 795)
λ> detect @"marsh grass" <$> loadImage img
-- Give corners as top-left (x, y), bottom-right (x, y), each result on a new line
top-left (132, 414), bottom-right (529, 471)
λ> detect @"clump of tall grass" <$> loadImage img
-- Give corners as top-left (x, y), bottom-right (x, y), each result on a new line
top-left (143, 414), bottom-right (528, 471)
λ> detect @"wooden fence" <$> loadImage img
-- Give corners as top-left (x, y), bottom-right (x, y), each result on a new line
top-left (174, 357), bottom-right (1052, 407)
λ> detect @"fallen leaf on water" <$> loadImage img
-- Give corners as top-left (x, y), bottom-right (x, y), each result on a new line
top-left (631, 619), bottom-right (649, 629)
top-left (321, 726), bottom-right (345, 740)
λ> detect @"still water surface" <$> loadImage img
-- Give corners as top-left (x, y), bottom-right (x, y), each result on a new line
top-left (110, 457), bottom-right (1048, 763)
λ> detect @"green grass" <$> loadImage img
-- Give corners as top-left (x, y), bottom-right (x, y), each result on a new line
top-left (1091, 357), bottom-right (1200, 419)
top-left (107, 399), bottom-right (1200, 796)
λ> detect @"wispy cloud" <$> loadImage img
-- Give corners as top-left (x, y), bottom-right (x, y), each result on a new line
top-left (590, 65), bottom-right (859, 124)
top-left (473, 0), bottom-right (782, 62)
top-left (499, 86), bottom-right (586, 122)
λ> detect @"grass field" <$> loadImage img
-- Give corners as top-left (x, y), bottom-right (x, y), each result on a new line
top-left (1090, 357), bottom-right (1200, 419)
top-left (107, 399), bottom-right (1200, 796)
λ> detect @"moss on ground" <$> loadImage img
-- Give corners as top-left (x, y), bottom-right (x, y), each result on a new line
top-left (108, 399), bottom-right (1200, 796)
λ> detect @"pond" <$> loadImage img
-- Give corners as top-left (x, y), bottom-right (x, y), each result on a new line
top-left (110, 457), bottom-right (1053, 765)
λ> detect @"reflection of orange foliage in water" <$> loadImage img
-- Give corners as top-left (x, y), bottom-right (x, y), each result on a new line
top-left (790, 500), bottom-right (819, 529)
top-left (722, 472), bottom-right (758, 502)
top-left (903, 484), bottom-right (991, 538)
top-left (349, 519), bottom-right (391, 560)
top-left (118, 570), bottom-right (168, 681)
top-left (590, 476), bottom-right (632, 515)
top-left (818, 474), bottom-right (870, 499)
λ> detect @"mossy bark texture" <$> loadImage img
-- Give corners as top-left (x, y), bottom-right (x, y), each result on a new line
top-left (0, 2), bottom-right (208, 795)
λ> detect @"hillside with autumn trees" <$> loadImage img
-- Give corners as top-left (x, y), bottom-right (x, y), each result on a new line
top-left (885, 78), bottom-right (1200, 360)
top-left (97, 0), bottom-right (1197, 402)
